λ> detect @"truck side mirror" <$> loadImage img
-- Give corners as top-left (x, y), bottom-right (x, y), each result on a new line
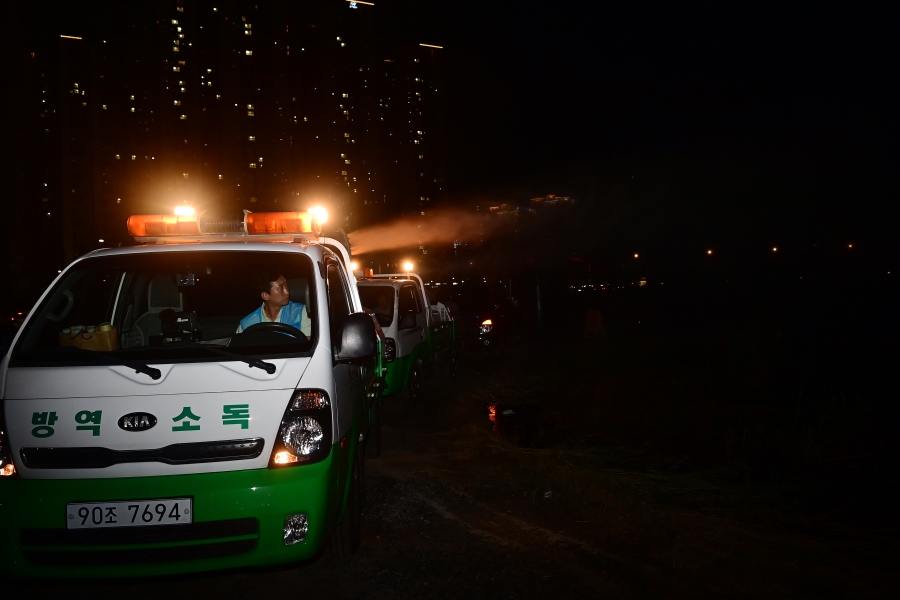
top-left (335, 312), bottom-right (377, 363)
top-left (398, 312), bottom-right (416, 330)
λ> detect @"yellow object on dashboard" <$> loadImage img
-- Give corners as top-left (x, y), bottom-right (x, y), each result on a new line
top-left (59, 325), bottom-right (119, 352)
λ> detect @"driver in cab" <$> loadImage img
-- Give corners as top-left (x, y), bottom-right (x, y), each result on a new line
top-left (236, 272), bottom-right (311, 336)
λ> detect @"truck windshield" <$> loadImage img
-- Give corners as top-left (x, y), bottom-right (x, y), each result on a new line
top-left (358, 285), bottom-right (395, 327)
top-left (10, 250), bottom-right (316, 366)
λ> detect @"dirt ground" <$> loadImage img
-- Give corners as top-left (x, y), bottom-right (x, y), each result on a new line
top-left (21, 340), bottom-right (900, 599)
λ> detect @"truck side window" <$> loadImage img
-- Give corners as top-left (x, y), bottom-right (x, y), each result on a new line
top-left (398, 286), bottom-right (417, 315)
top-left (326, 263), bottom-right (352, 345)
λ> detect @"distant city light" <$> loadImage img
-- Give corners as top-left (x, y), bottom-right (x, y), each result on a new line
top-left (60, 35), bottom-right (82, 40)
top-left (634, 253), bottom-right (639, 258)
top-left (174, 206), bottom-right (195, 216)
top-left (403, 261), bottom-right (414, 272)
top-left (707, 249), bottom-right (713, 255)
top-left (772, 247), bottom-right (778, 252)
top-left (848, 244), bottom-right (853, 248)
top-left (419, 43), bottom-right (443, 49)
top-left (98, 239), bottom-right (104, 243)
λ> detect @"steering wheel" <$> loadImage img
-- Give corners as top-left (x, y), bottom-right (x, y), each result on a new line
top-left (241, 322), bottom-right (307, 340)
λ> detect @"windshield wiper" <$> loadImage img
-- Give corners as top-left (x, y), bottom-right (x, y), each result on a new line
top-left (190, 346), bottom-right (277, 374)
top-left (59, 346), bottom-right (162, 380)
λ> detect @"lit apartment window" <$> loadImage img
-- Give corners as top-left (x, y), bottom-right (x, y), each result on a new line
top-left (177, 26), bottom-right (182, 32)
top-left (207, 82), bottom-right (212, 86)
top-left (344, 133), bottom-right (349, 137)
top-left (174, 100), bottom-right (181, 106)
top-left (183, 172), bottom-right (189, 178)
top-left (130, 107), bottom-right (135, 112)
top-left (340, 153), bottom-right (346, 158)
top-left (249, 163), bottom-right (257, 168)
top-left (173, 66), bottom-right (180, 72)
top-left (173, 47), bottom-right (179, 52)
top-left (417, 130), bottom-right (423, 135)
top-left (341, 171), bottom-right (347, 175)
top-left (218, 174), bottom-right (223, 180)
top-left (303, 117), bottom-right (307, 121)
top-left (418, 155), bottom-right (423, 159)
top-left (258, 157), bottom-right (263, 163)
top-left (248, 135), bottom-right (255, 141)
top-left (247, 104), bottom-right (254, 109)
top-left (180, 115), bottom-right (187, 120)
top-left (341, 43), bottom-right (345, 47)
top-left (207, 68), bottom-right (212, 73)
top-left (130, 95), bottom-right (135, 100)
top-left (414, 140), bottom-right (419, 144)
top-left (245, 23), bottom-right (252, 29)
top-left (245, 50), bottom-right (252, 56)
top-left (131, 155), bottom-right (136, 160)
top-left (177, 6), bottom-right (183, 12)
top-left (172, 19), bottom-right (178, 24)
top-left (245, 30), bottom-right (251, 35)
top-left (343, 110), bottom-right (348, 115)
top-left (115, 154), bottom-right (120, 159)
top-left (247, 110), bottom-right (254, 116)
top-left (102, 104), bottom-right (107, 110)
top-left (342, 93), bottom-right (348, 98)
top-left (216, 94), bottom-right (221, 99)
top-left (344, 160), bottom-right (351, 164)
top-left (336, 37), bottom-right (341, 41)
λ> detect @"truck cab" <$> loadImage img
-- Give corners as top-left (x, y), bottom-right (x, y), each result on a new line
top-left (0, 210), bottom-right (381, 577)
top-left (357, 274), bottom-right (458, 400)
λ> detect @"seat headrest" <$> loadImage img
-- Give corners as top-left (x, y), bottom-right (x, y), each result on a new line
top-left (288, 278), bottom-right (309, 306)
top-left (149, 275), bottom-right (183, 311)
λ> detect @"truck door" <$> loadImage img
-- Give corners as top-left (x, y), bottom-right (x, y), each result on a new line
top-left (326, 260), bottom-right (364, 448)
top-left (396, 284), bottom-right (426, 357)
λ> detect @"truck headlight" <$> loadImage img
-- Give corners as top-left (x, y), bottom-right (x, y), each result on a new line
top-left (269, 390), bottom-right (332, 467)
top-left (479, 319), bottom-right (493, 335)
top-left (383, 337), bottom-right (396, 363)
top-left (0, 409), bottom-right (17, 478)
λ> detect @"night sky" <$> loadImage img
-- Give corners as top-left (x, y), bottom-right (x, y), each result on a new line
top-left (384, 1), bottom-right (899, 249)
top-left (4, 1), bottom-right (898, 260)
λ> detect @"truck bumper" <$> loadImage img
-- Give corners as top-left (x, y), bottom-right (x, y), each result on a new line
top-left (0, 444), bottom-right (340, 578)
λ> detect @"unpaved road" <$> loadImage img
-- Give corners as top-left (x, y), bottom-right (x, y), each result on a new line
top-left (20, 346), bottom-right (898, 598)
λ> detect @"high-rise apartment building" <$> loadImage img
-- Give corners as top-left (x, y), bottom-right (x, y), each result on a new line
top-left (14, 0), bottom-right (445, 294)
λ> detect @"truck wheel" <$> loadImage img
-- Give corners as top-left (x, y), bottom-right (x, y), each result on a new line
top-left (328, 456), bottom-right (362, 558)
top-left (403, 362), bottom-right (423, 402)
top-left (366, 396), bottom-right (382, 459)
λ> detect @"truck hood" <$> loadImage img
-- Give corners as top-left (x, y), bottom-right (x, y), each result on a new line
top-left (2, 356), bottom-right (313, 480)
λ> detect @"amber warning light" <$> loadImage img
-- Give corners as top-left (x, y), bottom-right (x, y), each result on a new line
top-left (127, 211), bottom-right (322, 239)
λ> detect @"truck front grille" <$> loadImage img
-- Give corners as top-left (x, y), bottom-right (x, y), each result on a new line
top-left (20, 438), bottom-right (264, 469)
top-left (21, 518), bottom-right (259, 566)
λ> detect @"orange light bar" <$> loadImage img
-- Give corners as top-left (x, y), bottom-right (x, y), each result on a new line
top-left (127, 214), bottom-right (200, 237)
top-left (245, 211), bottom-right (320, 236)
top-left (482, 319), bottom-right (492, 326)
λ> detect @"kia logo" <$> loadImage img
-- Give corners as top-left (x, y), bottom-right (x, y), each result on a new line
top-left (117, 412), bottom-right (157, 432)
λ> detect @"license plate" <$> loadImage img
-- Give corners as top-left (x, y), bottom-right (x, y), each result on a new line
top-left (66, 498), bottom-right (192, 529)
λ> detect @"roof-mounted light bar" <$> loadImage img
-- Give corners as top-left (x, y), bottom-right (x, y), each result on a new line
top-left (127, 210), bottom-right (322, 242)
